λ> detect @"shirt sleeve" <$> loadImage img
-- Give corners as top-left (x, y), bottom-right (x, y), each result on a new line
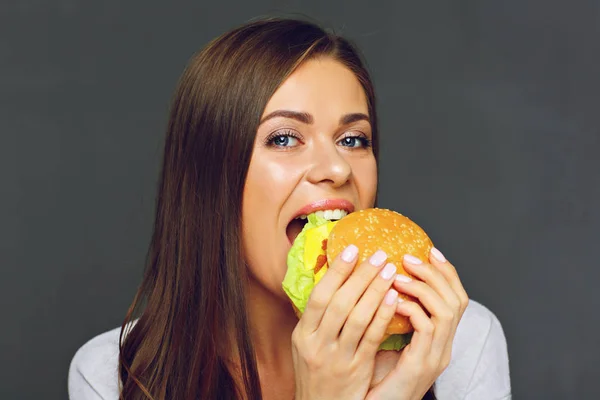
top-left (67, 327), bottom-right (122, 400)
top-left (463, 311), bottom-right (512, 399)
top-left (68, 359), bottom-right (107, 400)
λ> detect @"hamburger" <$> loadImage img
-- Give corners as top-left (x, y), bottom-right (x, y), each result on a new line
top-left (282, 208), bottom-right (434, 351)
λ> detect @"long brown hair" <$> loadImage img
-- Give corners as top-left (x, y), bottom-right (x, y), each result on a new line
top-left (118, 17), bottom-right (434, 399)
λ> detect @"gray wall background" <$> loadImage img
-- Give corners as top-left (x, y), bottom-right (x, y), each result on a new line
top-left (2, 1), bottom-right (599, 399)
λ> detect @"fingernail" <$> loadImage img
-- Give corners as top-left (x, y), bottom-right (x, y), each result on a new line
top-left (403, 254), bottom-right (422, 265)
top-left (384, 289), bottom-right (399, 305)
top-left (341, 244), bottom-right (359, 263)
top-left (397, 296), bottom-right (404, 304)
top-left (395, 274), bottom-right (412, 283)
top-left (431, 247), bottom-right (446, 262)
top-left (380, 263), bottom-right (397, 280)
top-left (369, 250), bottom-right (387, 267)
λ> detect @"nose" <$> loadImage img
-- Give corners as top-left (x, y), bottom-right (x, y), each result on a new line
top-left (305, 140), bottom-right (352, 188)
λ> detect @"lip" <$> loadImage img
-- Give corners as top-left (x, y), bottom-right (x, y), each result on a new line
top-left (291, 198), bottom-right (355, 221)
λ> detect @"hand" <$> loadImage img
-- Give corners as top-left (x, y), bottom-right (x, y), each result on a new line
top-left (366, 248), bottom-right (469, 400)
top-left (291, 246), bottom-right (402, 400)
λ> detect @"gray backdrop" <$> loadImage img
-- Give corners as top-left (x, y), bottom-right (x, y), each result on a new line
top-left (2, 1), bottom-right (599, 399)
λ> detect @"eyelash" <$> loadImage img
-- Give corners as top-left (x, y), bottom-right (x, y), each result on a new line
top-left (264, 129), bottom-right (372, 149)
top-left (264, 129), bottom-right (302, 147)
top-left (339, 134), bottom-right (373, 149)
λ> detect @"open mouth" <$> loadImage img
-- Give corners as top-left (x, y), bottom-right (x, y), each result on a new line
top-left (286, 209), bottom-right (349, 244)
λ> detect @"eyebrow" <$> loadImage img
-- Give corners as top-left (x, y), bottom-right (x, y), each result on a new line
top-left (340, 113), bottom-right (370, 125)
top-left (259, 110), bottom-right (370, 126)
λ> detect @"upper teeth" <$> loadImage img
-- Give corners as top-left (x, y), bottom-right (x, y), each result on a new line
top-left (296, 209), bottom-right (349, 221)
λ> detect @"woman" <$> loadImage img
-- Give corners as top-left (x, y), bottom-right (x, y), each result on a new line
top-left (68, 18), bottom-right (511, 399)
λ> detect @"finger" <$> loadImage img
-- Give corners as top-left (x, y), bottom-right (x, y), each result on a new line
top-left (355, 288), bottom-right (399, 359)
top-left (394, 300), bottom-right (434, 363)
top-left (339, 262), bottom-right (398, 352)
top-left (402, 255), bottom-right (462, 316)
top-left (428, 248), bottom-right (469, 367)
top-left (366, 301), bottom-right (435, 399)
top-left (401, 255), bottom-right (462, 366)
top-left (393, 276), bottom-right (453, 360)
top-left (429, 247), bottom-right (470, 313)
top-left (300, 244), bottom-right (359, 332)
top-left (318, 250), bottom-right (389, 341)
top-left (406, 252), bottom-right (466, 348)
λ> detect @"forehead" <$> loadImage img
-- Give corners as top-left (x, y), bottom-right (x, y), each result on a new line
top-left (262, 57), bottom-right (368, 118)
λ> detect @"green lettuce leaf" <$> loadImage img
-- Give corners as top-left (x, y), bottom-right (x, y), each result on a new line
top-left (378, 333), bottom-right (413, 351)
top-left (282, 213), bottom-right (329, 313)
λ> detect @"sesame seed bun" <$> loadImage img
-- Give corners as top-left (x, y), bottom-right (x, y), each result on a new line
top-left (326, 208), bottom-right (434, 336)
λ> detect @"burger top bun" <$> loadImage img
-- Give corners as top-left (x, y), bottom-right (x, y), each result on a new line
top-left (326, 208), bottom-right (434, 336)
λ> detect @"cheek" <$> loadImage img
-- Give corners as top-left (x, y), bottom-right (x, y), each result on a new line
top-left (241, 155), bottom-right (302, 289)
top-left (246, 157), bottom-right (300, 195)
top-left (353, 157), bottom-right (378, 207)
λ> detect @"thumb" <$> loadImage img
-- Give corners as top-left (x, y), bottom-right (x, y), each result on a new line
top-left (370, 350), bottom-right (402, 388)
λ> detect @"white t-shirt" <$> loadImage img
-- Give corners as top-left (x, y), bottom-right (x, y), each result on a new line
top-left (68, 299), bottom-right (511, 399)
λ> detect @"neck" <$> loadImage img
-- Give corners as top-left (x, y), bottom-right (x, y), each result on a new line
top-left (238, 275), bottom-right (297, 399)
top-left (245, 276), bottom-right (298, 367)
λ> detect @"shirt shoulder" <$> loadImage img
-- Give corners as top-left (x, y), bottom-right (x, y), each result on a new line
top-left (435, 299), bottom-right (512, 400)
top-left (68, 325), bottom-right (122, 400)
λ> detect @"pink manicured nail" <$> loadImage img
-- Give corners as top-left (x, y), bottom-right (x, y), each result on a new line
top-left (384, 289), bottom-right (399, 305)
top-left (403, 254), bottom-right (422, 264)
top-left (369, 250), bottom-right (387, 267)
top-left (431, 247), bottom-right (446, 262)
top-left (395, 274), bottom-right (412, 283)
top-left (380, 263), bottom-right (397, 280)
top-left (341, 245), bottom-right (359, 263)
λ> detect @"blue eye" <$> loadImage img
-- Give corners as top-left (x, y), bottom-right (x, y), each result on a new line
top-left (265, 130), bottom-right (302, 148)
top-left (264, 130), bottom-right (371, 149)
top-left (338, 135), bottom-right (372, 149)
top-left (272, 135), bottom-right (298, 147)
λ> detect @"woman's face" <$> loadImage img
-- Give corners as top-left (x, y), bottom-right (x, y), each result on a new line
top-left (242, 57), bottom-right (377, 299)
